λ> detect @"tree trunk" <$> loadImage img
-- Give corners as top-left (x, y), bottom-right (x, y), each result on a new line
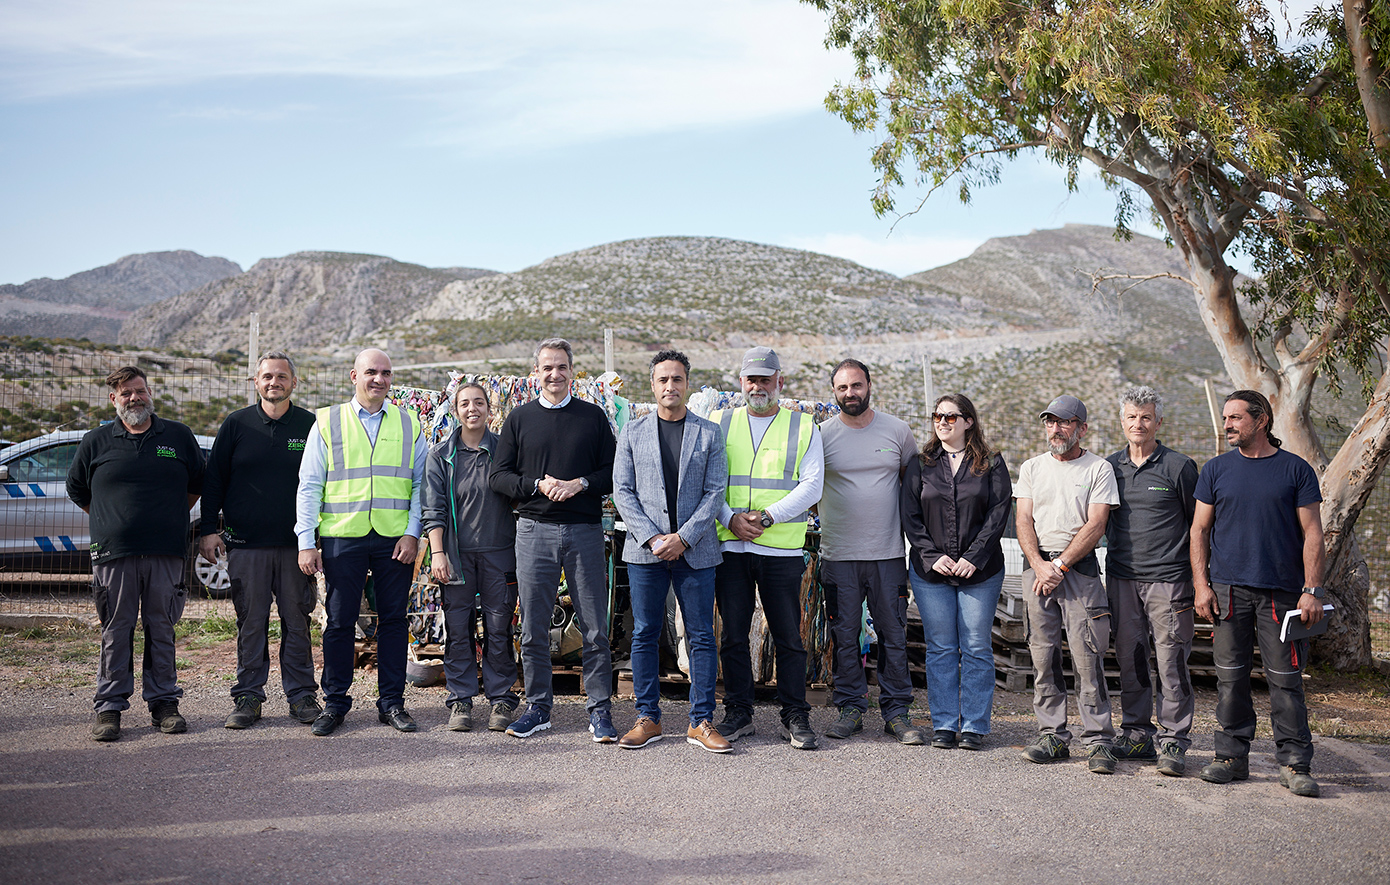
top-left (1344, 0), bottom-right (1390, 171)
top-left (1163, 205), bottom-right (1377, 669)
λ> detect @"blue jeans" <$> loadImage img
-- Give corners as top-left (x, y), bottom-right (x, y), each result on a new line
top-left (627, 560), bottom-right (718, 725)
top-left (910, 568), bottom-right (1004, 735)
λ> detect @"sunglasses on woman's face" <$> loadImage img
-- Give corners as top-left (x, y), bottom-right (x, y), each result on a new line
top-left (932, 412), bottom-right (964, 425)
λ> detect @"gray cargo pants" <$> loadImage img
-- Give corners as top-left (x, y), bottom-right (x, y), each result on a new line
top-left (1107, 577), bottom-right (1195, 749)
top-left (1024, 567), bottom-right (1114, 747)
top-left (442, 548), bottom-right (521, 708)
top-left (514, 518), bottom-right (612, 714)
top-left (822, 558), bottom-right (914, 721)
top-left (92, 555), bottom-right (185, 714)
top-left (228, 546), bottom-right (319, 706)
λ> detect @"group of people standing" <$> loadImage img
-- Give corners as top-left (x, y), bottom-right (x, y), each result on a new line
top-left (66, 340), bottom-right (1328, 798)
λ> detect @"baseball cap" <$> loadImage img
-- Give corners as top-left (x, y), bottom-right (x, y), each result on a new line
top-left (740, 346), bottom-right (781, 377)
top-left (1039, 394), bottom-right (1087, 423)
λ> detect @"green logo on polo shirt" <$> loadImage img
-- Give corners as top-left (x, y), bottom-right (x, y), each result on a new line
top-left (287, 438), bottom-right (306, 452)
top-left (155, 445), bottom-right (177, 458)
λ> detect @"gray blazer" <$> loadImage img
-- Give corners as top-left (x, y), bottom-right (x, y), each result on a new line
top-left (612, 410), bottom-right (727, 570)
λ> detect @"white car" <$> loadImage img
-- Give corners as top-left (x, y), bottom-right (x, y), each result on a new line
top-left (0, 429), bottom-right (231, 596)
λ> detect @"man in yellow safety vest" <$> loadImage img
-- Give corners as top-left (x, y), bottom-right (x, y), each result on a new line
top-left (711, 346), bottom-right (824, 750)
top-left (295, 348), bottom-right (427, 736)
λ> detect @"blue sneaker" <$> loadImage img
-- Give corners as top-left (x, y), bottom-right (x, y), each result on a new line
top-left (589, 708), bottom-right (618, 743)
top-left (505, 705), bottom-right (551, 738)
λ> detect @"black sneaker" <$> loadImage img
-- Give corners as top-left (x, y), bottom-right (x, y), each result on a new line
top-left (225, 696), bottom-right (262, 730)
top-left (151, 702), bottom-right (187, 734)
top-left (289, 696), bottom-right (323, 725)
top-left (1021, 734), bottom-right (1069, 763)
top-left (1088, 743), bottom-right (1117, 774)
top-left (716, 710), bottom-right (756, 742)
top-left (92, 711), bottom-right (121, 742)
top-left (779, 714), bottom-right (818, 750)
top-left (1199, 756), bottom-right (1250, 784)
top-left (1156, 742), bottom-right (1186, 777)
top-left (825, 707), bottom-right (863, 740)
top-left (447, 700), bottom-right (473, 732)
top-left (1112, 734), bottom-right (1157, 760)
top-left (488, 699), bottom-right (518, 732)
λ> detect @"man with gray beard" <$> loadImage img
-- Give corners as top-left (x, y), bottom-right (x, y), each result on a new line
top-left (1014, 394), bottom-right (1119, 774)
top-left (68, 366), bottom-right (206, 742)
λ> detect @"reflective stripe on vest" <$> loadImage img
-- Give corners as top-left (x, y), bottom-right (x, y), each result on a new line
top-left (317, 403), bottom-right (419, 538)
top-left (713, 406), bottom-right (811, 549)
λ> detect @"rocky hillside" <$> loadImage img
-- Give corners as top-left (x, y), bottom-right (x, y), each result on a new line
top-left (118, 253), bottom-right (496, 353)
top-left (0, 250), bottom-right (241, 342)
top-left (397, 237), bottom-right (996, 356)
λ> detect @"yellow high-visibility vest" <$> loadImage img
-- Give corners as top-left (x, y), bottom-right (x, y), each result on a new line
top-left (712, 406), bottom-right (811, 549)
top-left (317, 402), bottom-right (420, 538)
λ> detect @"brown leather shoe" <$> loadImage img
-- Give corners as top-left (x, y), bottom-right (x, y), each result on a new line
top-left (618, 716), bottom-right (663, 749)
top-left (687, 719), bottom-right (733, 754)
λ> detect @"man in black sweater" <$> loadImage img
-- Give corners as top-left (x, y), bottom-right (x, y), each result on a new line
top-left (489, 337), bottom-right (617, 741)
top-left (198, 351), bottom-right (322, 730)
top-left (67, 366), bottom-right (205, 742)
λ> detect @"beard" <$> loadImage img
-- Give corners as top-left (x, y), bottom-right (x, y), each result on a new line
top-left (116, 400), bottom-right (154, 427)
top-left (746, 389), bottom-right (774, 412)
top-left (1047, 426), bottom-right (1081, 455)
top-left (837, 391), bottom-right (870, 417)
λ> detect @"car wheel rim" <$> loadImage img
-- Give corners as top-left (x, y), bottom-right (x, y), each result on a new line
top-left (194, 554), bottom-right (230, 591)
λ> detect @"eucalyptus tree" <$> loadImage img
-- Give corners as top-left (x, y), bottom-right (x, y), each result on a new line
top-left (807, 0), bottom-right (1390, 666)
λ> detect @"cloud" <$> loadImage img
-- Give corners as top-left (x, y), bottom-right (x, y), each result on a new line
top-left (783, 232), bottom-right (985, 277)
top-left (0, 1), bottom-right (853, 150)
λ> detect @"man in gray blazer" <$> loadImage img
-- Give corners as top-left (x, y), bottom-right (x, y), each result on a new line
top-left (612, 350), bottom-right (732, 753)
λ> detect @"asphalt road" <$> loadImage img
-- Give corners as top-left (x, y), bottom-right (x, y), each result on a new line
top-left (1, 681), bottom-right (1387, 885)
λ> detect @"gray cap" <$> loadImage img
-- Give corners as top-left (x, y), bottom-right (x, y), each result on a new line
top-left (740, 346), bottom-right (781, 377)
top-left (1039, 394), bottom-right (1087, 423)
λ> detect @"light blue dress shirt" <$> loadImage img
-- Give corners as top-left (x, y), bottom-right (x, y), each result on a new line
top-left (294, 397), bottom-right (427, 549)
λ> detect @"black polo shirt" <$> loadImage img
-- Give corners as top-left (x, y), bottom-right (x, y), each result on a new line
top-left (1104, 441), bottom-right (1199, 582)
top-left (198, 401), bottom-right (316, 548)
top-left (66, 415), bottom-right (206, 564)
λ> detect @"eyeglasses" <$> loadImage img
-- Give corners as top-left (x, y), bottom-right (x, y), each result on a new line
top-left (1043, 416), bottom-right (1079, 428)
top-left (932, 413), bottom-right (964, 425)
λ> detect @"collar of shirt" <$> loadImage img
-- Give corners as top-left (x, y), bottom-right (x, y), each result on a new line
top-left (257, 401), bottom-right (293, 425)
top-left (111, 415), bottom-right (162, 438)
top-left (537, 393), bottom-right (572, 410)
top-left (1118, 440), bottom-right (1166, 468)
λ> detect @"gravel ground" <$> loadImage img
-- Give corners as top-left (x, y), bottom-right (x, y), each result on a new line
top-left (2, 652), bottom-right (1389, 885)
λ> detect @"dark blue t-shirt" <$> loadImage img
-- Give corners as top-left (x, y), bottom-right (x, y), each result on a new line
top-left (1194, 447), bottom-right (1321, 591)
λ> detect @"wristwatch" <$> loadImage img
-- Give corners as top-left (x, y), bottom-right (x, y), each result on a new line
top-left (1302, 586), bottom-right (1325, 599)
top-left (579, 477), bottom-right (590, 491)
top-left (759, 511), bottom-right (775, 528)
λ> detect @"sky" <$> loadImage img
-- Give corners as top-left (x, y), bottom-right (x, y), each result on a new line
top-left (0, 0), bottom-right (1320, 285)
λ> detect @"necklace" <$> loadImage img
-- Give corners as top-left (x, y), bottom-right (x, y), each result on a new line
top-left (942, 446), bottom-right (964, 459)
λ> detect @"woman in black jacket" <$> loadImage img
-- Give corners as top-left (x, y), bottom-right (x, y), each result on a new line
top-left (901, 393), bottom-right (1012, 750)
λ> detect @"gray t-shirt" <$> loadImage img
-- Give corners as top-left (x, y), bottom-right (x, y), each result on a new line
top-left (1015, 449), bottom-right (1119, 552)
top-left (818, 411), bottom-right (917, 561)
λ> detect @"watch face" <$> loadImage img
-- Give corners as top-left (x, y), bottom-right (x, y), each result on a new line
top-left (760, 512), bottom-right (774, 528)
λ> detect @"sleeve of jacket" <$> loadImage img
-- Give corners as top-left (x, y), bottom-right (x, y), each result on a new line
top-left (421, 442), bottom-right (450, 535)
top-left (612, 421), bottom-right (660, 547)
top-left (678, 421), bottom-right (727, 547)
top-left (900, 455), bottom-right (942, 575)
top-left (962, 454), bottom-right (1013, 568)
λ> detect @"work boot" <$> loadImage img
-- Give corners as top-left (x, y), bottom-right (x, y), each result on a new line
top-left (151, 702), bottom-right (187, 734)
top-left (1112, 734), bottom-right (1157, 760)
top-left (1021, 734), bottom-right (1069, 763)
top-left (1156, 741), bottom-right (1186, 777)
top-left (884, 715), bottom-right (927, 745)
top-left (289, 695), bottom-right (323, 725)
top-left (92, 711), bottom-right (121, 742)
top-left (1199, 757), bottom-right (1250, 784)
top-left (824, 706), bottom-right (863, 740)
top-left (224, 696), bottom-right (261, 730)
top-left (1279, 766), bottom-right (1321, 798)
top-left (447, 700), bottom-right (473, 732)
top-left (488, 699), bottom-right (518, 732)
top-left (1088, 743), bottom-right (1117, 775)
